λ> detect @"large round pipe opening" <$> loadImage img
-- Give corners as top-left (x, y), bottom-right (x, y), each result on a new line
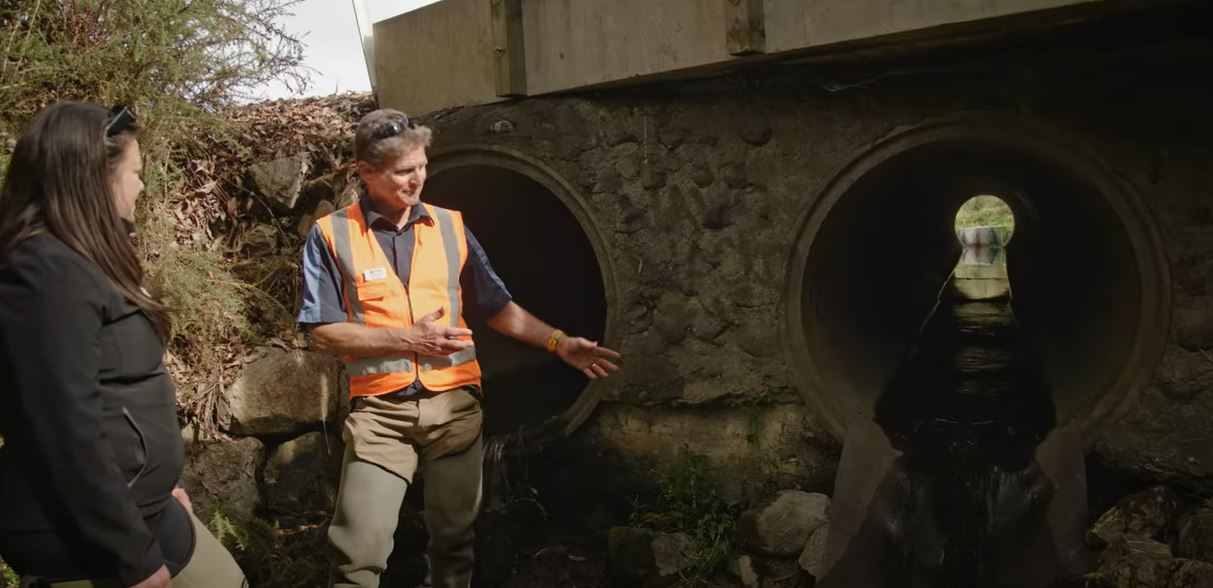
top-left (785, 119), bottom-right (1170, 441)
top-left (425, 150), bottom-right (615, 438)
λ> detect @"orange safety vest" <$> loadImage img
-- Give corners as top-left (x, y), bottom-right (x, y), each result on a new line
top-left (315, 201), bottom-right (481, 397)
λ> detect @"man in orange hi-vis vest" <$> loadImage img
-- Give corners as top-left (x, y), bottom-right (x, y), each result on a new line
top-left (297, 109), bottom-right (621, 588)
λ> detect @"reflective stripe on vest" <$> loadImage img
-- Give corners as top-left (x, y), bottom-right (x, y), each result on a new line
top-left (318, 201), bottom-right (482, 396)
top-left (329, 206), bottom-right (366, 325)
top-left (346, 355), bottom-right (414, 376)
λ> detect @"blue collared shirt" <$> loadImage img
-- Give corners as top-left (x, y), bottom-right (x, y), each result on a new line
top-left (297, 200), bottom-right (511, 396)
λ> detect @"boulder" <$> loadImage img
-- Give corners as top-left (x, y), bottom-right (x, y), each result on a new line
top-left (227, 348), bottom-right (344, 437)
top-left (739, 491), bottom-right (831, 556)
top-left (263, 432), bottom-right (343, 517)
top-left (180, 436), bottom-right (265, 520)
top-left (296, 198), bottom-right (335, 238)
top-left (1094, 536), bottom-right (1213, 588)
top-left (1090, 486), bottom-right (1182, 548)
top-left (736, 554), bottom-right (804, 588)
top-left (797, 524), bottom-right (829, 578)
top-left (242, 223), bottom-right (278, 256)
top-left (607, 527), bottom-right (697, 586)
top-left (1177, 501), bottom-right (1213, 565)
top-left (249, 154), bottom-right (310, 213)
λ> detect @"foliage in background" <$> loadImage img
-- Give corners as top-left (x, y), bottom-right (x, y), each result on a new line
top-left (632, 454), bottom-right (739, 586)
top-left (209, 507), bottom-right (329, 588)
top-left (0, 558), bottom-right (16, 588)
top-left (954, 194), bottom-right (1015, 235)
top-left (1, 0), bottom-right (311, 432)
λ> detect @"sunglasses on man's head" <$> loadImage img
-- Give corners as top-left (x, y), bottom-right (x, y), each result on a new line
top-left (371, 114), bottom-right (417, 141)
top-left (105, 106), bottom-right (136, 137)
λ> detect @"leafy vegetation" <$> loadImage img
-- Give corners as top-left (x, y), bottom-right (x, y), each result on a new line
top-left (209, 507), bottom-right (330, 588)
top-left (0, 559), bottom-right (17, 588)
top-left (632, 454), bottom-right (739, 586)
top-left (1, 0), bottom-right (310, 433)
top-left (955, 194), bottom-right (1015, 235)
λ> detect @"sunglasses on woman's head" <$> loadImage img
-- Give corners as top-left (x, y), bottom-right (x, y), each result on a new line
top-left (371, 114), bottom-right (417, 141)
top-left (104, 106), bottom-right (136, 137)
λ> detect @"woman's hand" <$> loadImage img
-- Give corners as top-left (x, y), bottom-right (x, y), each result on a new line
top-left (131, 565), bottom-right (171, 588)
top-left (171, 487), bottom-right (192, 515)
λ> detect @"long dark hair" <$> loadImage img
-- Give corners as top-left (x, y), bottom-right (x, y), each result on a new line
top-left (0, 102), bottom-right (170, 337)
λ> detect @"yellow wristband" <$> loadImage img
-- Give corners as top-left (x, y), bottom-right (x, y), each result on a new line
top-left (546, 329), bottom-right (565, 353)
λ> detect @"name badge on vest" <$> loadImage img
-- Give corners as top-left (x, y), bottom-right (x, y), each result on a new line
top-left (363, 267), bottom-right (389, 282)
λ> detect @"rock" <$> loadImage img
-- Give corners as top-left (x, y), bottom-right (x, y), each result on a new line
top-left (1097, 557), bottom-right (1213, 588)
top-left (249, 154), bottom-right (310, 213)
top-left (605, 128), bottom-right (639, 146)
top-left (722, 162), bottom-right (748, 189)
top-left (1157, 350), bottom-right (1213, 402)
top-left (798, 523), bottom-right (829, 578)
top-left (489, 119), bottom-right (515, 133)
top-left (689, 304), bottom-right (728, 343)
top-left (1090, 486), bottom-right (1182, 548)
top-left (741, 124), bottom-right (773, 147)
top-left (242, 223), bottom-right (278, 256)
top-left (597, 167), bottom-right (623, 193)
top-left (180, 437), bottom-right (265, 520)
top-left (301, 173), bottom-right (338, 203)
top-left (641, 165), bottom-right (667, 190)
top-left (658, 124), bottom-right (693, 149)
top-left (263, 432), bottom-right (342, 517)
top-left (737, 554), bottom-right (760, 588)
top-left (1101, 535), bottom-right (1173, 562)
top-left (735, 323), bottom-right (780, 358)
top-left (227, 348), bottom-right (344, 437)
top-left (652, 296), bottom-right (692, 344)
top-left (736, 554), bottom-right (804, 588)
top-left (296, 198), bottom-right (335, 238)
top-left (739, 490), bottom-right (831, 556)
top-left (1094, 399), bottom-right (1213, 495)
top-left (690, 163), bottom-right (715, 188)
top-left (1177, 501), bottom-right (1213, 564)
top-left (606, 527), bottom-right (697, 586)
top-left (1177, 307), bottom-right (1213, 352)
top-left (1096, 536), bottom-right (1213, 588)
top-left (616, 196), bottom-right (648, 234)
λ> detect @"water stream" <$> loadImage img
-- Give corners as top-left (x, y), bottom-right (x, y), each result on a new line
top-left (819, 236), bottom-right (1095, 587)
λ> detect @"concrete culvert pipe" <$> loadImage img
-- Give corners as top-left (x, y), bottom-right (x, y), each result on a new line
top-left (424, 148), bottom-right (617, 440)
top-left (784, 118), bottom-right (1170, 442)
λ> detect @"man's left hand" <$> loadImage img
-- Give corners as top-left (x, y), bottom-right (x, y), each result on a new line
top-left (556, 337), bottom-right (622, 380)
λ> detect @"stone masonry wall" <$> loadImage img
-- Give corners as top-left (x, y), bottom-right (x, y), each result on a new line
top-left (422, 54), bottom-right (1213, 498)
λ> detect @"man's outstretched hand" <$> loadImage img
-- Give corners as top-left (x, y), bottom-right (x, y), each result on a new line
top-left (555, 336), bottom-right (622, 379)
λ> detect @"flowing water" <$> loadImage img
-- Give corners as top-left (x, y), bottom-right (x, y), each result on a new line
top-left (819, 242), bottom-right (1095, 587)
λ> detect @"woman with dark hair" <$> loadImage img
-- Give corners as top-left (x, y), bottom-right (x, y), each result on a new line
top-left (0, 103), bottom-right (245, 587)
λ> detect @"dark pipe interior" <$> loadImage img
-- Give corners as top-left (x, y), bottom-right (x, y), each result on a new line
top-left (424, 165), bottom-right (607, 437)
top-left (802, 139), bottom-right (1142, 427)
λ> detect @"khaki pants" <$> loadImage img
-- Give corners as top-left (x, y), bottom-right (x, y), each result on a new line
top-left (328, 389), bottom-right (484, 588)
top-left (37, 511), bottom-right (246, 588)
